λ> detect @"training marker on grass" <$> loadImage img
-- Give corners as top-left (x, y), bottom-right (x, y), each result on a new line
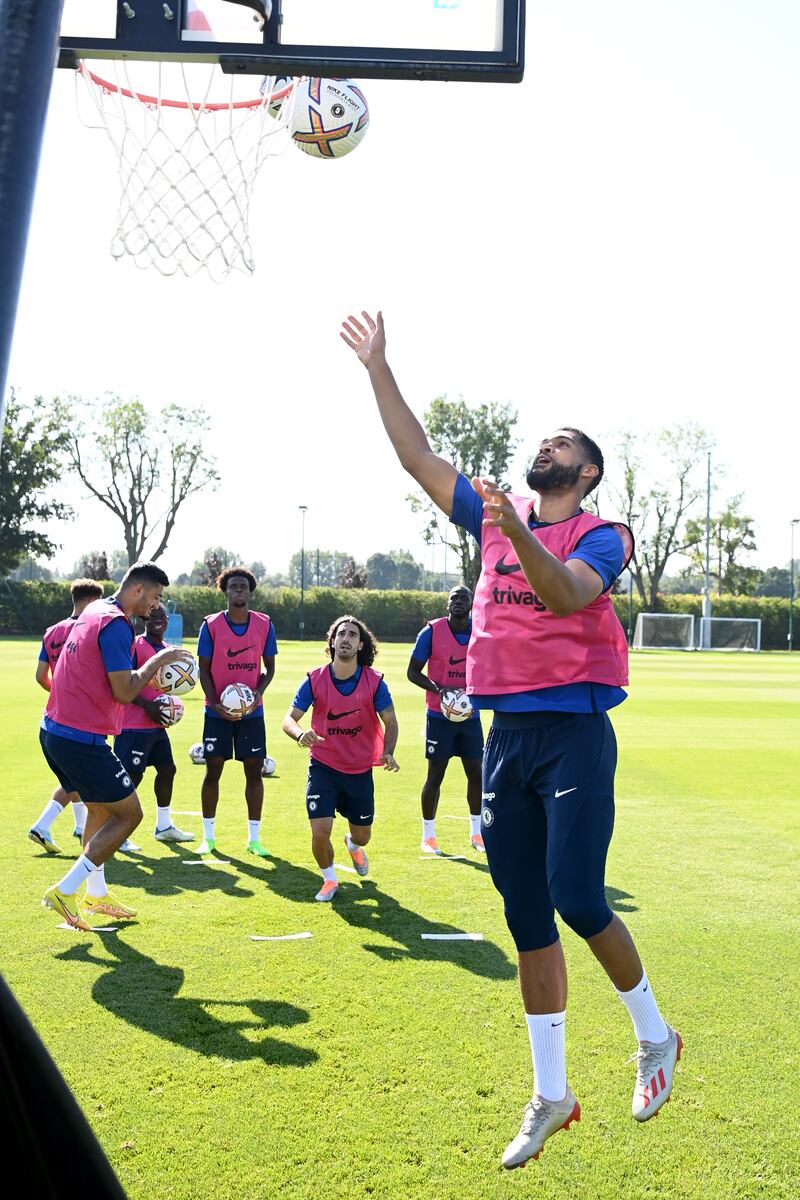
top-left (57, 923), bottom-right (118, 933)
top-left (421, 932), bottom-right (484, 941)
top-left (249, 932), bottom-right (313, 941)
top-left (418, 854), bottom-right (468, 861)
top-left (333, 862), bottom-right (358, 874)
top-left (184, 858), bottom-right (231, 866)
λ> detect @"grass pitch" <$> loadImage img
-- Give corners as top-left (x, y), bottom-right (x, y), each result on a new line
top-left (1, 640), bottom-right (798, 1199)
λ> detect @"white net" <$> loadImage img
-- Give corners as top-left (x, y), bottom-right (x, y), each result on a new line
top-left (632, 613), bottom-right (695, 650)
top-left (696, 617), bottom-right (761, 651)
top-left (76, 61), bottom-right (300, 281)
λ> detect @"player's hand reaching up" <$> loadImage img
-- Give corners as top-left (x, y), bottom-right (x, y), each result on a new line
top-left (340, 310), bottom-right (385, 367)
top-left (473, 477), bottom-right (527, 539)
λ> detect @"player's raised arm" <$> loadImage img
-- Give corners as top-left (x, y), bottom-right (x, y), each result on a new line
top-left (107, 646), bottom-right (193, 705)
top-left (340, 310), bottom-right (458, 515)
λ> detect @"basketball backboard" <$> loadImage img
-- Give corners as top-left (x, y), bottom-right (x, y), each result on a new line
top-left (59, 0), bottom-right (525, 82)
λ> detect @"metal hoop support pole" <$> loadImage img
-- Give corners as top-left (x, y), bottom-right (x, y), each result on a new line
top-left (0, 0), bottom-right (65, 456)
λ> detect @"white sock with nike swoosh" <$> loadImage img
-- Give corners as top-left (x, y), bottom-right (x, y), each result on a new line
top-left (422, 819), bottom-right (436, 841)
top-left (469, 814), bottom-right (482, 838)
top-left (525, 1011), bottom-right (567, 1101)
top-left (616, 973), bottom-right (669, 1044)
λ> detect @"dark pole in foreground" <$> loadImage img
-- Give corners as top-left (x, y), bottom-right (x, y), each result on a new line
top-left (299, 505), bottom-right (307, 639)
top-left (790, 519), bottom-right (799, 651)
top-left (0, 0), bottom-right (65, 455)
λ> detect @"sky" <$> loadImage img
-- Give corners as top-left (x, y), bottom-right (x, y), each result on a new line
top-left (7, 0), bottom-right (800, 581)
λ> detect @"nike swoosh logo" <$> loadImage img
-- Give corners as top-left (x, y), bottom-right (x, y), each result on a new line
top-left (50, 639), bottom-right (66, 650)
top-left (554, 787), bottom-right (577, 798)
top-left (495, 555), bottom-right (522, 575)
top-left (359, 814), bottom-right (370, 820)
top-left (550, 1020), bottom-right (564, 1027)
top-left (227, 645), bottom-right (253, 657)
top-left (448, 655), bottom-right (466, 665)
top-left (327, 708), bottom-right (359, 720)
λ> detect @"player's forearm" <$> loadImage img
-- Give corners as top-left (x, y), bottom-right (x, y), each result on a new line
top-left (407, 666), bottom-right (440, 695)
top-left (281, 714), bottom-right (304, 742)
top-left (506, 525), bottom-right (592, 616)
top-left (366, 353), bottom-right (429, 467)
top-left (199, 662), bottom-right (218, 706)
top-left (380, 714), bottom-right (399, 757)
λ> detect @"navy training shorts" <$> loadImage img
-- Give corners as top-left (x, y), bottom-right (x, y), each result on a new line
top-left (114, 728), bottom-right (174, 775)
top-left (305, 760), bottom-right (374, 826)
top-left (202, 712), bottom-right (267, 762)
top-left (425, 711), bottom-right (484, 761)
top-left (39, 727), bottom-right (136, 805)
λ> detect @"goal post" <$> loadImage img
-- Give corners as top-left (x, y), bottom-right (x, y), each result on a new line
top-left (632, 613), bottom-right (695, 650)
top-left (696, 617), bottom-right (761, 652)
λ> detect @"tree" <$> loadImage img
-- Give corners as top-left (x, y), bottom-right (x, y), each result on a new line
top-left (684, 495), bottom-right (759, 596)
top-left (58, 394), bottom-right (219, 566)
top-left (754, 566), bottom-right (791, 597)
top-left (365, 549), bottom-right (423, 590)
top-left (109, 549), bottom-right (129, 582)
top-left (0, 391), bottom-right (73, 576)
top-left (71, 551), bottom-right (109, 581)
top-left (287, 550), bottom-right (354, 588)
top-left (190, 546), bottom-right (242, 586)
top-left (604, 424), bottom-right (712, 608)
top-left (408, 395), bottom-right (518, 589)
top-left (365, 552), bottom-right (397, 589)
top-left (339, 557), bottom-right (368, 589)
top-left (8, 558), bottom-right (53, 581)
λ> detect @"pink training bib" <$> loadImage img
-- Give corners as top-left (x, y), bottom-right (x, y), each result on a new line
top-left (47, 599), bottom-right (133, 735)
top-left (423, 617), bottom-right (471, 714)
top-left (307, 664), bottom-right (385, 775)
top-left (204, 610), bottom-right (271, 706)
top-left (120, 635), bottom-right (169, 730)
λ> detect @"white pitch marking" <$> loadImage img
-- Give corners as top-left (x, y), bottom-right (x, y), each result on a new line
top-left (173, 810), bottom-right (202, 816)
top-left (183, 858), bottom-right (231, 866)
top-left (57, 923), bottom-right (119, 933)
top-left (333, 862), bottom-right (358, 874)
top-left (421, 932), bottom-right (484, 941)
top-left (249, 932), bottom-right (313, 942)
top-left (418, 854), bottom-right (468, 861)
top-left (441, 815), bottom-right (471, 822)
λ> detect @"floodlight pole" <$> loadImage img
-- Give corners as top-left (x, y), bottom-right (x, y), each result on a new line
top-left (790, 519), bottom-right (799, 652)
top-left (298, 505), bottom-right (307, 640)
top-left (0, 0), bottom-right (66, 457)
top-left (702, 451), bottom-right (712, 649)
top-left (627, 569), bottom-right (634, 645)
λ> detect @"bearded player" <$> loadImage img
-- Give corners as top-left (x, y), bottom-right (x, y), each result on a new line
top-left (196, 567), bottom-right (277, 857)
top-left (341, 311), bottom-right (681, 1168)
top-left (40, 562), bottom-right (192, 929)
top-left (408, 585), bottom-right (484, 855)
top-left (29, 578), bottom-right (103, 853)
top-left (281, 615), bottom-right (399, 902)
top-left (113, 603), bottom-right (194, 845)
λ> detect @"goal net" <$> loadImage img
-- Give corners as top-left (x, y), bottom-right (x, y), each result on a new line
top-left (632, 613), bottom-right (695, 650)
top-left (696, 617), bottom-right (761, 651)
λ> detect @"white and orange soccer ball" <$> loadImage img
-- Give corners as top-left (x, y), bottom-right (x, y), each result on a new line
top-left (189, 742), bottom-right (205, 765)
top-left (220, 683), bottom-right (255, 717)
top-left (287, 78), bottom-right (369, 160)
top-left (157, 695), bottom-right (184, 726)
top-left (439, 687), bottom-right (473, 723)
top-left (153, 656), bottom-right (199, 696)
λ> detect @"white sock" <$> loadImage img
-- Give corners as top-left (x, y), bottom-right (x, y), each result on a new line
top-left (72, 801), bottom-right (87, 834)
top-left (321, 866), bottom-right (337, 883)
top-left (202, 818), bottom-right (215, 841)
top-left (156, 807), bottom-right (172, 832)
top-left (345, 833), bottom-right (359, 852)
top-left (85, 864), bottom-right (107, 898)
top-left (422, 819), bottom-right (436, 841)
top-left (35, 799), bottom-right (64, 834)
top-left (57, 855), bottom-right (98, 895)
top-left (616, 973), bottom-right (669, 1044)
top-left (248, 820), bottom-right (260, 842)
top-left (525, 1011), bottom-right (567, 1102)
top-left (470, 814), bottom-right (482, 838)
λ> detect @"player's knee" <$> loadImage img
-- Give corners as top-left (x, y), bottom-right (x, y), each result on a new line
top-left (204, 759), bottom-right (224, 782)
top-left (159, 762), bottom-right (177, 780)
top-left (554, 896), bottom-right (613, 940)
top-left (503, 900), bottom-right (559, 952)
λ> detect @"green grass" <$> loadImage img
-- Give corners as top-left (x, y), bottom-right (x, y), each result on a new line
top-left (2, 641), bottom-right (799, 1199)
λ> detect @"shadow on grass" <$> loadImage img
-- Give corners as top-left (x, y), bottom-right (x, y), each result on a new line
top-left (96, 844), bottom-right (258, 900)
top-left (56, 933), bottom-right (317, 1067)
top-left (605, 884), bottom-right (638, 913)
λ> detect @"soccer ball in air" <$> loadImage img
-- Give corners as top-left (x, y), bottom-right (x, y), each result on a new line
top-left (189, 742), bottom-right (205, 765)
top-left (157, 695), bottom-right (184, 726)
top-left (439, 687), bottom-right (473, 723)
top-left (220, 683), bottom-right (255, 717)
top-left (153, 656), bottom-right (199, 696)
top-left (287, 78), bottom-right (369, 160)
top-left (262, 755), bottom-right (277, 778)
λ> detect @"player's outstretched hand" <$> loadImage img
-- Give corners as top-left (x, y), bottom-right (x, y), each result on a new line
top-left (379, 752), bottom-right (399, 772)
top-left (297, 729), bottom-right (325, 749)
top-left (159, 647), bottom-right (194, 668)
top-left (340, 310), bottom-right (385, 367)
top-left (473, 476), bottom-right (526, 539)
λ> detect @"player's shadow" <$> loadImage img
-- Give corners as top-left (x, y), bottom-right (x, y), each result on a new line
top-left (56, 934), bottom-right (317, 1067)
top-left (605, 885), bottom-right (638, 913)
top-left (98, 847), bottom-right (257, 901)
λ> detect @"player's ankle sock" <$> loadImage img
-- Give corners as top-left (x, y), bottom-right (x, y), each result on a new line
top-left (85, 864), bottom-right (107, 898)
top-left (57, 855), bottom-right (98, 895)
top-left (525, 1011), bottom-right (567, 1102)
top-left (35, 798), bottom-right (64, 833)
top-left (469, 814), bottom-right (482, 838)
top-left (422, 819), bottom-right (436, 841)
top-left (344, 833), bottom-right (359, 852)
top-left (615, 973), bottom-right (669, 1044)
top-left (202, 818), bottom-right (215, 841)
top-left (247, 821), bottom-right (260, 842)
top-left (72, 801), bottom-right (87, 834)
top-left (321, 867), bottom-right (337, 884)
top-left (156, 806), bottom-right (172, 832)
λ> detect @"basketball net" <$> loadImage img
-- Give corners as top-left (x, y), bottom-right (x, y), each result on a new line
top-left (76, 58), bottom-right (299, 282)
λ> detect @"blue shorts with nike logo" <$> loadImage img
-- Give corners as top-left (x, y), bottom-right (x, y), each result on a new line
top-left (481, 710), bottom-right (617, 951)
top-left (202, 713), bottom-right (267, 761)
top-left (425, 712), bottom-right (484, 761)
top-left (305, 760), bottom-right (374, 825)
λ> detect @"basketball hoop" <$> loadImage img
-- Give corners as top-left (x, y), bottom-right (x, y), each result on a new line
top-left (75, 60), bottom-right (300, 281)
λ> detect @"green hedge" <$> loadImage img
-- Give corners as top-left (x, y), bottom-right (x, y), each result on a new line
top-left (1, 581), bottom-right (794, 651)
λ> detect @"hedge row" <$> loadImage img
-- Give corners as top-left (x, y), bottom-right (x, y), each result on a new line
top-left (1, 580), bottom-right (795, 650)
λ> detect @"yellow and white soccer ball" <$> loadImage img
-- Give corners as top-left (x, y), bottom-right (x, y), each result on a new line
top-left (287, 78), bottom-right (369, 160)
top-left (153, 656), bottom-right (199, 696)
top-left (220, 683), bottom-right (255, 717)
top-left (157, 695), bottom-right (184, 726)
top-left (439, 687), bottom-right (473, 723)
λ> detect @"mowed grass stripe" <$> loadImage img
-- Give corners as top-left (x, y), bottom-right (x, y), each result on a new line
top-left (1, 639), bottom-right (798, 1199)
